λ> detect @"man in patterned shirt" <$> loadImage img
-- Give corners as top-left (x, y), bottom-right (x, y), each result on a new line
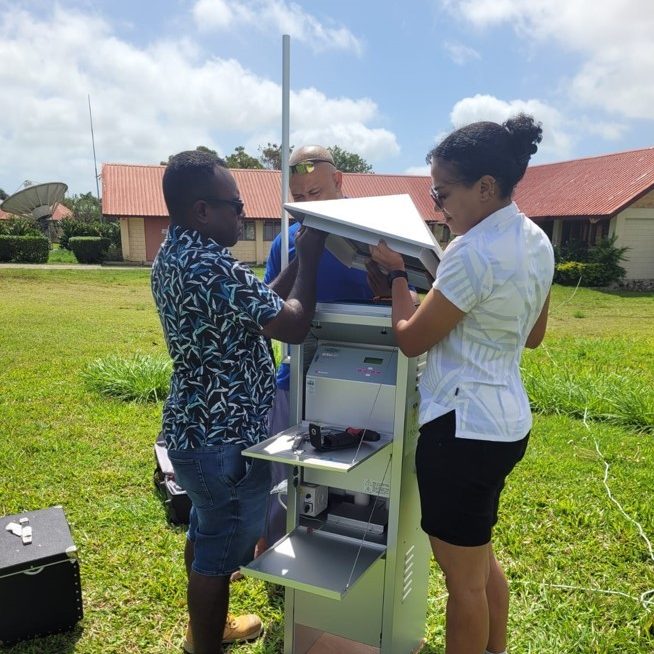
top-left (151, 150), bottom-right (325, 654)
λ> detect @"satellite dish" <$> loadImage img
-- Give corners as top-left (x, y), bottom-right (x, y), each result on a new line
top-left (0, 181), bottom-right (68, 220)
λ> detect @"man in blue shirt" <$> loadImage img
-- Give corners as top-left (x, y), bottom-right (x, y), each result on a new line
top-left (151, 150), bottom-right (326, 654)
top-left (260, 145), bottom-right (400, 549)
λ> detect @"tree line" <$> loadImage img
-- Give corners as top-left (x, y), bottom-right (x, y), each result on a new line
top-left (161, 144), bottom-right (373, 173)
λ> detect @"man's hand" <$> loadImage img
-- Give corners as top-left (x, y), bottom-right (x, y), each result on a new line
top-left (295, 226), bottom-right (327, 262)
top-left (369, 240), bottom-right (405, 271)
top-left (365, 259), bottom-right (391, 297)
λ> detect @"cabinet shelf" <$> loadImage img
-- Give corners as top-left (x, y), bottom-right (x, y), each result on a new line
top-left (242, 422), bottom-right (392, 473)
top-left (241, 526), bottom-right (386, 600)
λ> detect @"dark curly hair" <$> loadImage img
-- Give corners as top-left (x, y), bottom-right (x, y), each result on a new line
top-left (163, 150), bottom-right (228, 220)
top-left (426, 113), bottom-right (543, 198)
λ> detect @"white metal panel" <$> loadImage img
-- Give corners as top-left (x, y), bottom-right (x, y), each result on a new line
top-left (284, 194), bottom-right (443, 290)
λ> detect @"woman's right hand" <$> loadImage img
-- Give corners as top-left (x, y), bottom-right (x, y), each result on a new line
top-left (369, 240), bottom-right (405, 271)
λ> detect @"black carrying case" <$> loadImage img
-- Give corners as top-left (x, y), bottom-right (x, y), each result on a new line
top-left (154, 435), bottom-right (191, 525)
top-left (0, 506), bottom-right (83, 646)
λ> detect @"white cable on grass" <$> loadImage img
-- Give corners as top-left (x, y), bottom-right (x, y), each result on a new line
top-left (550, 275), bottom-right (583, 312)
top-left (583, 410), bottom-right (654, 610)
top-left (513, 409), bottom-right (654, 610)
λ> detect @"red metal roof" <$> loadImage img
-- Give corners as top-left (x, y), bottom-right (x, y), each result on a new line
top-left (102, 147), bottom-right (654, 223)
top-left (514, 147), bottom-right (654, 219)
top-left (102, 163), bottom-right (168, 217)
top-left (101, 163), bottom-right (441, 222)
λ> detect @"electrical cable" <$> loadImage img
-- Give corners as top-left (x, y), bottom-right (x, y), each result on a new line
top-left (586, 410), bottom-right (654, 610)
top-left (522, 340), bottom-right (654, 611)
top-left (509, 404), bottom-right (654, 610)
top-left (345, 453), bottom-right (392, 592)
top-left (550, 275), bottom-right (583, 312)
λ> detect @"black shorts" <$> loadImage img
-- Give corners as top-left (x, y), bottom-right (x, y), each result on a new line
top-left (415, 411), bottom-right (529, 547)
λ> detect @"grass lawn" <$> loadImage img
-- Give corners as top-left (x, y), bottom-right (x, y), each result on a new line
top-left (0, 269), bottom-right (653, 653)
top-left (48, 244), bottom-right (79, 264)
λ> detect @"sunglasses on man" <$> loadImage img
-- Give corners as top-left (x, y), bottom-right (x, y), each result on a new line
top-left (202, 197), bottom-right (244, 214)
top-left (289, 159), bottom-right (333, 175)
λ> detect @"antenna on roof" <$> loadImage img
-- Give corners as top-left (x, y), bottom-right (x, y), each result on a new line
top-left (88, 94), bottom-right (102, 214)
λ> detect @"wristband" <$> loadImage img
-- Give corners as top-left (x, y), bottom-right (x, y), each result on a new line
top-left (387, 269), bottom-right (408, 286)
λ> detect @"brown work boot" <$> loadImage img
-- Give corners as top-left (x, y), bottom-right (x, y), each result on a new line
top-left (223, 614), bottom-right (263, 643)
top-left (183, 614), bottom-right (263, 652)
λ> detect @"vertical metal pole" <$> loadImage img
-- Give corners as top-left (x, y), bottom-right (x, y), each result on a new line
top-left (88, 94), bottom-right (101, 214)
top-left (280, 36), bottom-right (295, 654)
top-left (281, 35), bottom-right (291, 269)
top-left (281, 35), bottom-right (291, 365)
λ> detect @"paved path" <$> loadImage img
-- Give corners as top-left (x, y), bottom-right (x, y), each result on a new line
top-left (0, 263), bottom-right (149, 270)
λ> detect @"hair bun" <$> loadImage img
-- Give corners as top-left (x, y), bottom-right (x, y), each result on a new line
top-left (503, 113), bottom-right (543, 167)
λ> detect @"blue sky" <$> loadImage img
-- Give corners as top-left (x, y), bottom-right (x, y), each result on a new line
top-left (1, 0), bottom-right (653, 196)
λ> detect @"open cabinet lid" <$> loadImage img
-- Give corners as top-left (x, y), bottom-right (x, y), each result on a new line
top-left (284, 194), bottom-right (443, 291)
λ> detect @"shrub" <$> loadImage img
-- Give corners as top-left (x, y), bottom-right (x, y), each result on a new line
top-left (0, 235), bottom-right (49, 263)
top-left (69, 236), bottom-right (111, 264)
top-left (60, 218), bottom-right (120, 251)
top-left (0, 216), bottom-right (41, 237)
top-left (554, 235), bottom-right (628, 286)
top-left (554, 261), bottom-right (604, 286)
top-left (553, 239), bottom-right (590, 264)
top-left (83, 353), bottom-right (172, 402)
top-left (587, 235), bottom-right (627, 285)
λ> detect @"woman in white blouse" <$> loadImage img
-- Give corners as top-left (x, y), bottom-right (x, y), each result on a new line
top-left (370, 114), bottom-right (554, 654)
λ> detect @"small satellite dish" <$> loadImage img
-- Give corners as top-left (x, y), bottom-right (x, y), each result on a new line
top-left (0, 181), bottom-right (68, 220)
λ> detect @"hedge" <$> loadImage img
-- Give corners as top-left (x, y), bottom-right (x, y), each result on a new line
top-left (0, 235), bottom-right (50, 263)
top-left (554, 261), bottom-right (605, 286)
top-left (60, 218), bottom-right (120, 250)
top-left (69, 236), bottom-right (111, 264)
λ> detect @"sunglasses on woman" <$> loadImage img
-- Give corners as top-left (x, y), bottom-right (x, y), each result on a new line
top-left (429, 186), bottom-right (445, 211)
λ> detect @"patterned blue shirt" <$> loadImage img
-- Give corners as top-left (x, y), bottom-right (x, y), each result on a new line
top-left (151, 224), bottom-right (284, 450)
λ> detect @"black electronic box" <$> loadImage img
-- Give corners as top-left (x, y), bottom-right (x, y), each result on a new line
top-left (0, 506), bottom-right (83, 646)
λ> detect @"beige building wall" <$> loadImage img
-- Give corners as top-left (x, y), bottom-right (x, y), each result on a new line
top-left (633, 189), bottom-right (654, 209)
top-left (119, 216), bottom-right (146, 263)
top-left (232, 240), bottom-right (257, 263)
top-left (119, 218), bottom-right (131, 260)
top-left (233, 222), bottom-right (275, 264)
top-left (614, 208), bottom-right (654, 279)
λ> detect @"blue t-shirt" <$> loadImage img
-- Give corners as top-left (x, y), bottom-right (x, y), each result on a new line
top-left (152, 224), bottom-right (284, 449)
top-left (264, 222), bottom-right (373, 390)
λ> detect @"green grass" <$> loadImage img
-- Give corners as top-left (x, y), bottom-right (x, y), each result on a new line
top-left (48, 244), bottom-right (79, 264)
top-left (0, 272), bottom-right (653, 653)
top-left (83, 353), bottom-right (173, 402)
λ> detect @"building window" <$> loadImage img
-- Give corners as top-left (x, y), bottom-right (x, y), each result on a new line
top-left (242, 220), bottom-right (255, 241)
top-left (264, 220), bottom-right (280, 242)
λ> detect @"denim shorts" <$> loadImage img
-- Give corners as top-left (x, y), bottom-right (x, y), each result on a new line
top-left (168, 444), bottom-right (271, 576)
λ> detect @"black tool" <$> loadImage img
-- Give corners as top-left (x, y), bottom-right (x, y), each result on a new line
top-left (309, 423), bottom-right (380, 451)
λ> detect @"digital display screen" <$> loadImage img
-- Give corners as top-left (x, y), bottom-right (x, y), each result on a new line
top-left (363, 356), bottom-right (383, 365)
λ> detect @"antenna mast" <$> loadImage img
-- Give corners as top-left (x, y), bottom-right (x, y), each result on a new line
top-left (88, 94), bottom-right (101, 209)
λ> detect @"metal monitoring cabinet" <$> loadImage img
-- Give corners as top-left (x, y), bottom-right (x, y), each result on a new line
top-left (243, 303), bottom-right (430, 653)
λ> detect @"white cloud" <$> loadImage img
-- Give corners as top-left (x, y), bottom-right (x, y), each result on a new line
top-left (443, 41), bottom-right (481, 65)
top-left (447, 94), bottom-right (574, 161)
top-left (443, 0), bottom-right (654, 120)
top-left (0, 5), bottom-right (390, 194)
top-left (192, 0), bottom-right (363, 55)
top-left (404, 165), bottom-right (431, 176)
